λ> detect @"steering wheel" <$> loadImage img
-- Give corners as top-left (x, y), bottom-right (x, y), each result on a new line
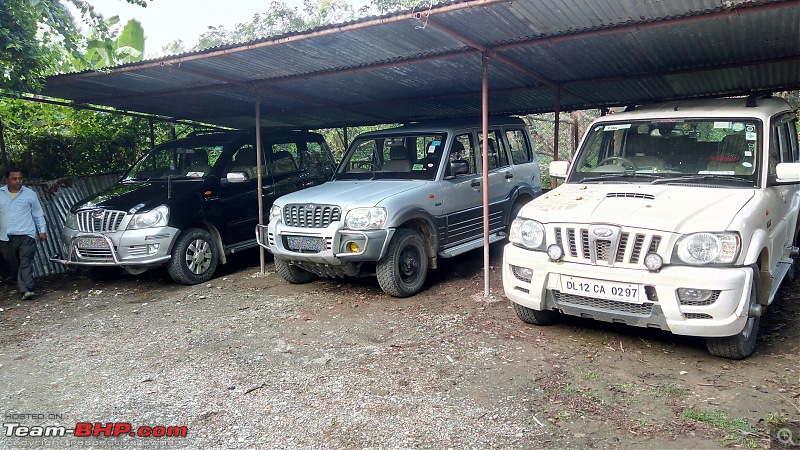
top-left (597, 156), bottom-right (637, 171)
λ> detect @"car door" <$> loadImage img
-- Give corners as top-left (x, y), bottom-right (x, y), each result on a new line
top-left (478, 129), bottom-right (513, 233)
top-left (216, 141), bottom-right (264, 246)
top-left (768, 116), bottom-right (800, 263)
top-left (440, 132), bottom-right (482, 245)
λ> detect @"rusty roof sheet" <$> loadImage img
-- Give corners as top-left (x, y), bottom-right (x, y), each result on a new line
top-left (39, 0), bottom-right (800, 129)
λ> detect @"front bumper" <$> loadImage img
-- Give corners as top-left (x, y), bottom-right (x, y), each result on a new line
top-left (52, 226), bottom-right (180, 268)
top-left (257, 220), bottom-right (394, 267)
top-left (502, 243), bottom-right (752, 338)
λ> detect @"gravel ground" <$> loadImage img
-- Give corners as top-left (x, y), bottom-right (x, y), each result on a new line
top-left (1, 247), bottom-right (798, 449)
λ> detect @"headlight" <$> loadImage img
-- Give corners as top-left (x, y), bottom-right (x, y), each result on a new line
top-left (269, 204), bottom-right (282, 223)
top-left (126, 205), bottom-right (169, 230)
top-left (65, 212), bottom-right (78, 229)
top-left (345, 207), bottom-right (387, 230)
top-left (509, 218), bottom-right (545, 250)
top-left (674, 232), bottom-right (740, 265)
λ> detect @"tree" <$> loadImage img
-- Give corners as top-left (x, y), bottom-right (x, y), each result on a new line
top-left (0, 0), bottom-right (147, 92)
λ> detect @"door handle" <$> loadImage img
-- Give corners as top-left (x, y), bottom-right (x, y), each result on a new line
top-left (470, 179), bottom-right (480, 187)
top-left (505, 172), bottom-right (514, 179)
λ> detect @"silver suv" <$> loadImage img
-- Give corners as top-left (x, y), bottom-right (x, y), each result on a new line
top-left (258, 116), bottom-right (543, 296)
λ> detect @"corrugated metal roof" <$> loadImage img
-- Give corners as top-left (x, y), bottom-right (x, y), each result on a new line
top-left (38, 0), bottom-right (800, 129)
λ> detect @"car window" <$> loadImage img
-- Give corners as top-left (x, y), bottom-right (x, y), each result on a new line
top-left (479, 130), bottom-right (509, 170)
top-left (507, 129), bottom-right (532, 164)
top-left (448, 133), bottom-right (477, 176)
top-left (298, 140), bottom-right (335, 180)
top-left (225, 144), bottom-right (260, 180)
top-left (269, 143), bottom-right (300, 175)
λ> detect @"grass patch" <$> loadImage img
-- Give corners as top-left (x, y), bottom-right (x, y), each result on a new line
top-left (682, 408), bottom-right (760, 448)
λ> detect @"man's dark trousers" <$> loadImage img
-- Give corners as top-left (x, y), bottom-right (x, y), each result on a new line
top-left (1, 235), bottom-right (37, 293)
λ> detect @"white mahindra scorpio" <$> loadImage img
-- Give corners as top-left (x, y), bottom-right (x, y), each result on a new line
top-left (503, 96), bottom-right (800, 359)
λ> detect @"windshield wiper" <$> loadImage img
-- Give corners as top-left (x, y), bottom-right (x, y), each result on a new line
top-left (580, 173), bottom-right (662, 183)
top-left (651, 174), bottom-right (754, 186)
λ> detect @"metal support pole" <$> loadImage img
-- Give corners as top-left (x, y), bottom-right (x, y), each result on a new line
top-left (254, 90), bottom-right (266, 274)
top-left (148, 118), bottom-right (156, 148)
top-left (552, 89), bottom-right (561, 188)
top-left (482, 53), bottom-right (490, 298)
top-left (572, 110), bottom-right (580, 158)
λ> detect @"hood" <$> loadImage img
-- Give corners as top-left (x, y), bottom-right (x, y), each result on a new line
top-left (72, 180), bottom-right (201, 212)
top-left (522, 184), bottom-right (755, 232)
top-left (277, 180), bottom-right (425, 207)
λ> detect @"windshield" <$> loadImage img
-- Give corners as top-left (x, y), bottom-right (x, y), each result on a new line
top-left (337, 132), bottom-right (447, 180)
top-left (124, 144), bottom-right (224, 181)
top-left (568, 118), bottom-right (761, 187)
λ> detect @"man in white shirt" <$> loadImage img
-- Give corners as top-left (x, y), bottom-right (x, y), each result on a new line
top-left (0, 168), bottom-right (47, 300)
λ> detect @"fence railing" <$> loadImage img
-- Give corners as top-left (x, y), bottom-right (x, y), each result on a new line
top-left (2, 173), bottom-right (123, 279)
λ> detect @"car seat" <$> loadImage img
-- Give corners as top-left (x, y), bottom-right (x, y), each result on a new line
top-left (185, 150), bottom-right (212, 177)
top-left (383, 144), bottom-right (411, 172)
top-left (706, 134), bottom-right (753, 175)
top-left (229, 146), bottom-right (258, 179)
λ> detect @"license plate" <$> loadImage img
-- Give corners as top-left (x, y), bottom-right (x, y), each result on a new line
top-left (76, 236), bottom-right (110, 250)
top-left (561, 276), bottom-right (642, 303)
top-left (286, 236), bottom-right (325, 252)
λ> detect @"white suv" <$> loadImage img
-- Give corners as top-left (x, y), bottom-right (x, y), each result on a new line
top-left (503, 96), bottom-right (800, 359)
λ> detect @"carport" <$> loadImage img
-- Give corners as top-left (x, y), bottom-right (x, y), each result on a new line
top-left (31, 0), bottom-right (800, 294)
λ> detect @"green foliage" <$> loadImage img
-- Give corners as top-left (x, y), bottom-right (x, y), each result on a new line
top-left (0, 97), bottom-right (202, 181)
top-left (1, 0), bottom-right (148, 91)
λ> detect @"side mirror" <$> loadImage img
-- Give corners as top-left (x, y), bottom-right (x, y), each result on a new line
top-left (445, 160), bottom-right (469, 179)
top-left (224, 172), bottom-right (249, 184)
top-left (775, 162), bottom-right (800, 184)
top-left (549, 160), bottom-right (570, 179)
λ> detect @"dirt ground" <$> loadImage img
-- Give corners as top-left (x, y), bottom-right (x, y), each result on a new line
top-left (1, 245), bottom-right (798, 449)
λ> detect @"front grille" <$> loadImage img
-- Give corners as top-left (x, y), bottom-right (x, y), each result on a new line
top-left (553, 225), bottom-right (664, 267)
top-left (76, 209), bottom-right (126, 232)
top-left (284, 204), bottom-right (341, 228)
top-left (553, 290), bottom-right (654, 315)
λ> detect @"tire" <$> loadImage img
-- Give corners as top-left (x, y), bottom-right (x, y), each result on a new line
top-left (376, 228), bottom-right (428, 297)
top-left (167, 228), bottom-right (219, 285)
top-left (85, 267), bottom-right (122, 281)
top-left (511, 301), bottom-right (560, 325)
top-left (705, 269), bottom-right (761, 360)
top-left (274, 257), bottom-right (317, 284)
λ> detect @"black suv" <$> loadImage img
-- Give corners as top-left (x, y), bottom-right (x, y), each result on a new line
top-left (54, 129), bottom-right (336, 284)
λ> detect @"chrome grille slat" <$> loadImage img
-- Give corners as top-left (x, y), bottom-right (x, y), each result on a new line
top-left (284, 204), bottom-right (341, 228)
top-left (76, 209), bottom-right (126, 232)
top-left (553, 226), bottom-right (663, 268)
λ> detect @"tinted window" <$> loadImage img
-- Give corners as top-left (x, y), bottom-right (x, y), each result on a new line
top-left (507, 129), bottom-right (531, 164)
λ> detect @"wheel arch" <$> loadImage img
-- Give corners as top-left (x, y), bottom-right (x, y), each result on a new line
top-left (175, 221), bottom-right (227, 265)
top-left (743, 229), bottom-right (771, 305)
top-left (391, 208), bottom-right (439, 269)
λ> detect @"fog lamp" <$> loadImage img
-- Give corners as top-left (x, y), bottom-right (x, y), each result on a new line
top-left (348, 242), bottom-right (360, 253)
top-left (511, 265), bottom-right (533, 283)
top-left (147, 244), bottom-right (159, 255)
top-left (547, 244), bottom-right (564, 261)
top-left (643, 253), bottom-right (663, 271)
top-left (677, 288), bottom-right (714, 302)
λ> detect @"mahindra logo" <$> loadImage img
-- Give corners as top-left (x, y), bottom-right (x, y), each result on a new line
top-left (92, 208), bottom-right (105, 219)
top-left (593, 227), bottom-right (613, 238)
top-left (305, 204), bottom-right (316, 211)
